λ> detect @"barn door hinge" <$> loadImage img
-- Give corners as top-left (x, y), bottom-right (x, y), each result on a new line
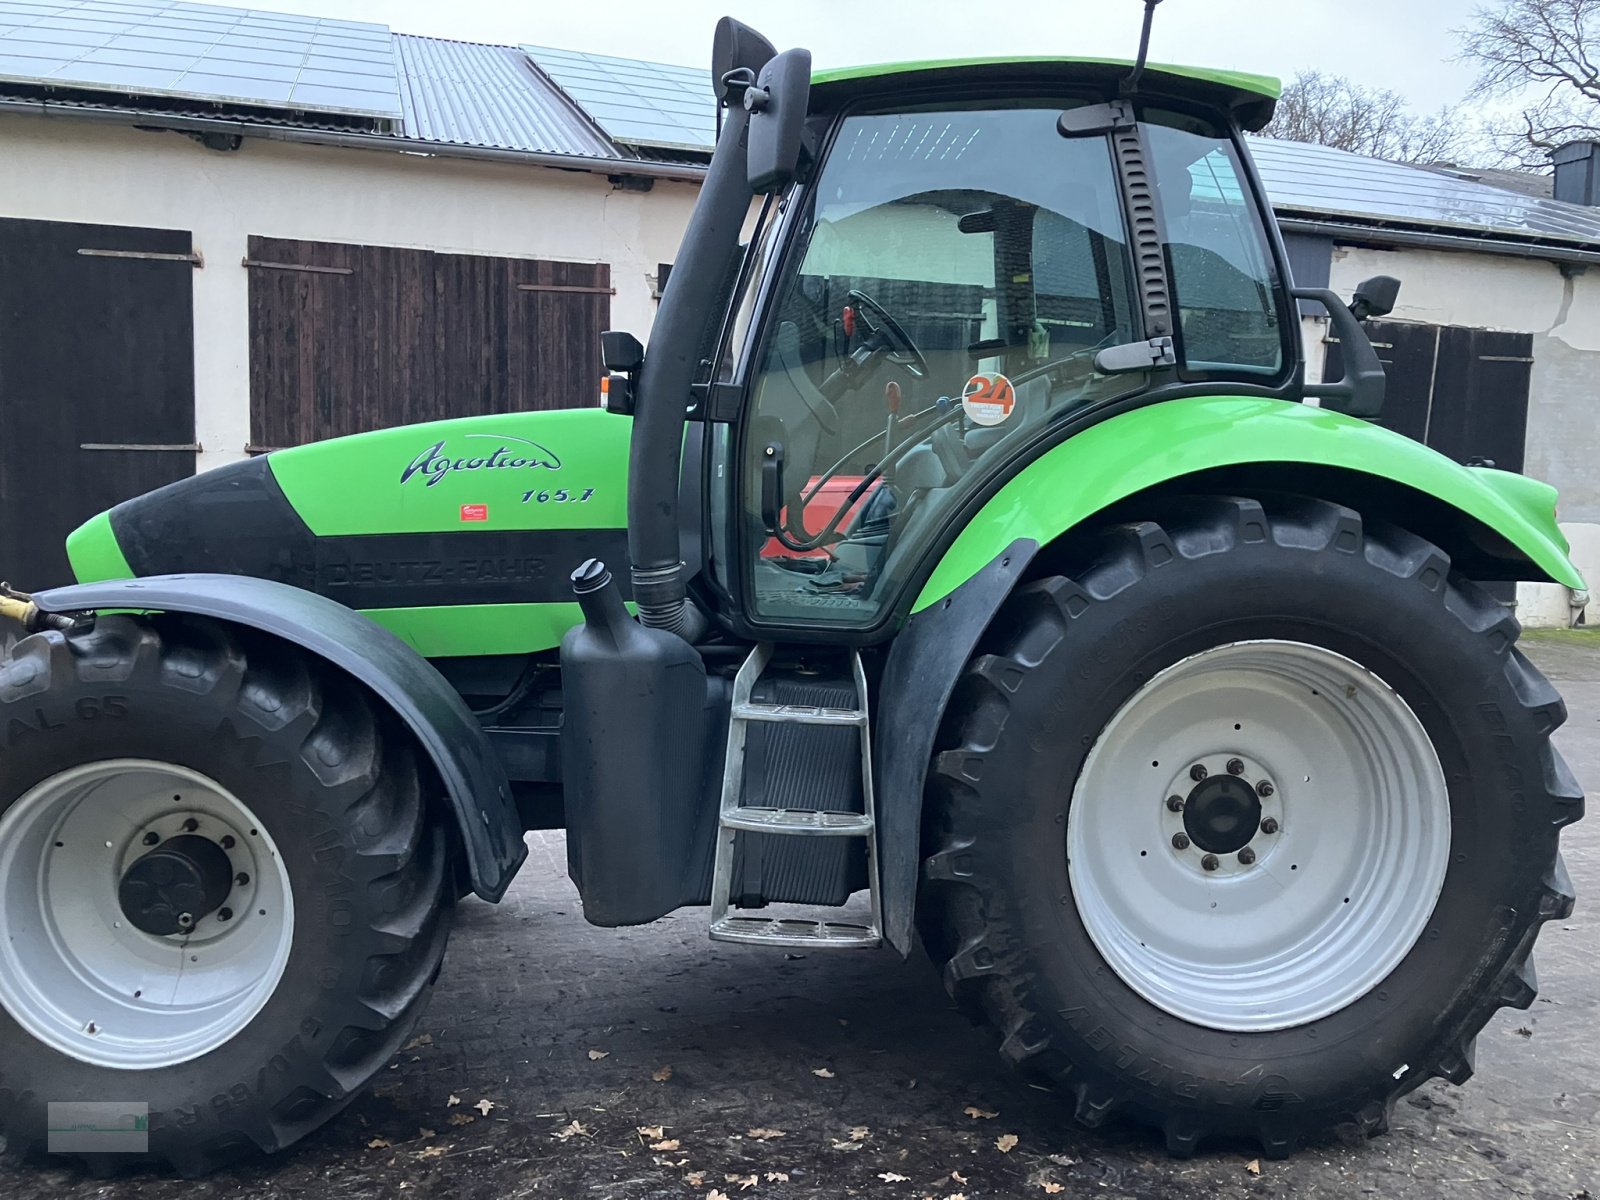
top-left (80, 442), bottom-right (202, 452)
top-left (516, 282), bottom-right (617, 295)
top-left (78, 247), bottom-right (203, 267)
top-left (241, 258), bottom-right (354, 275)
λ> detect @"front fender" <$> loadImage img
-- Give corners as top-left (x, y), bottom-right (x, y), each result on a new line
top-left (914, 396), bottom-right (1585, 611)
top-left (32, 574), bottom-right (526, 901)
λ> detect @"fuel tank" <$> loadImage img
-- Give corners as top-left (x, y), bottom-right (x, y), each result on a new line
top-left (65, 409), bottom-right (633, 657)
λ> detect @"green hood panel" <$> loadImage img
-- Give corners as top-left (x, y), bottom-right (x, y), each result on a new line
top-left (914, 396), bottom-right (1585, 612)
top-left (267, 408), bottom-right (631, 536)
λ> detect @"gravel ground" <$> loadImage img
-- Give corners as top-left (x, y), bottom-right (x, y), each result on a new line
top-left (3, 633), bottom-right (1598, 1200)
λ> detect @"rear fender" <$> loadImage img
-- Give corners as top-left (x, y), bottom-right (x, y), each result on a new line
top-left (914, 396), bottom-right (1585, 612)
top-left (32, 574), bottom-right (526, 901)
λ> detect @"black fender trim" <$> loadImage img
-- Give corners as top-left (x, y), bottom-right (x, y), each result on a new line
top-left (34, 574), bottom-right (527, 902)
top-left (874, 539), bottom-right (1036, 955)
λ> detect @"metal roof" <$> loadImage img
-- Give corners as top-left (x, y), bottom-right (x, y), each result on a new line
top-left (394, 34), bottom-right (613, 159)
top-left (1250, 135), bottom-right (1600, 252)
top-left (0, 0), bottom-right (400, 122)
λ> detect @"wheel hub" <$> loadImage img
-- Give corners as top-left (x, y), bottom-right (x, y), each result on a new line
top-left (117, 834), bottom-right (234, 936)
top-left (1182, 775), bottom-right (1262, 855)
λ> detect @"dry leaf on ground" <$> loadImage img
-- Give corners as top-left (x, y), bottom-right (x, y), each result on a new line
top-left (831, 1139), bottom-right (863, 1151)
top-left (1041, 1184), bottom-right (1065, 1195)
top-left (748, 1127), bottom-right (786, 1140)
top-left (849, 1126), bottom-right (870, 1141)
top-left (448, 1113), bottom-right (475, 1127)
top-left (553, 1120), bottom-right (587, 1141)
top-left (446, 1094), bottom-right (461, 1107)
top-left (402, 1033), bottom-right (433, 1050)
top-left (474, 1099), bottom-right (495, 1116)
top-left (962, 1105), bottom-right (998, 1120)
top-left (366, 1137), bottom-right (392, 1149)
top-left (879, 1172), bottom-right (910, 1182)
top-left (415, 1144), bottom-right (446, 1160)
top-left (996, 1133), bottom-right (1019, 1152)
top-left (707, 1191), bottom-right (730, 1200)
top-left (727, 1175), bottom-right (758, 1190)
top-left (638, 1125), bottom-right (665, 1140)
top-left (1245, 1159), bottom-right (1262, 1175)
top-left (952, 1171), bottom-right (969, 1185)
top-left (812, 1067), bottom-right (835, 1078)
top-left (587, 1049), bottom-right (609, 1061)
top-left (685, 1172), bottom-right (706, 1186)
top-left (765, 1172), bottom-right (789, 1182)
top-left (417, 1128), bottom-right (436, 1140)
top-left (650, 1138), bottom-right (681, 1151)
top-left (652, 1065), bottom-right (674, 1082)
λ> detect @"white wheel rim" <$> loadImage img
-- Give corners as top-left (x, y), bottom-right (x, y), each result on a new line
top-left (1067, 640), bottom-right (1450, 1032)
top-left (0, 760), bottom-right (295, 1069)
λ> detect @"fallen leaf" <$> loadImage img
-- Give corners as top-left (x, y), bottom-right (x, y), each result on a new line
top-left (417, 1128), bottom-right (436, 1140)
top-left (727, 1175), bottom-right (758, 1190)
top-left (951, 1194), bottom-right (968, 1200)
top-left (366, 1137), bottom-right (392, 1149)
top-left (474, 1099), bottom-right (495, 1116)
top-left (402, 1034), bottom-right (433, 1050)
top-left (1245, 1159), bottom-right (1262, 1175)
top-left (952, 1171), bottom-right (969, 1185)
top-left (812, 1067), bottom-right (835, 1078)
top-left (685, 1172), bottom-right (706, 1186)
top-left (587, 1049), bottom-right (609, 1061)
top-left (1041, 1184), bottom-right (1065, 1195)
top-left (850, 1126), bottom-right (871, 1141)
top-left (1046, 1154), bottom-right (1077, 1167)
top-left (553, 1120), bottom-right (588, 1141)
top-left (996, 1133), bottom-right (1019, 1153)
top-left (638, 1125), bottom-right (665, 1140)
top-left (765, 1173), bottom-right (790, 1183)
top-left (708, 1192), bottom-right (731, 1200)
top-left (748, 1127), bottom-right (786, 1140)
top-left (448, 1113), bottom-right (475, 1127)
top-left (446, 1094), bottom-right (461, 1107)
top-left (831, 1139), bottom-right (863, 1151)
top-left (415, 1144), bottom-right (446, 1159)
top-left (880, 1173), bottom-right (910, 1182)
top-left (650, 1139), bottom-right (681, 1151)
top-left (963, 1105), bottom-right (998, 1120)
top-left (652, 1065), bottom-right (674, 1082)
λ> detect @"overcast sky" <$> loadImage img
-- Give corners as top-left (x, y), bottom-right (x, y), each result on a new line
top-left (254, 0), bottom-right (1489, 115)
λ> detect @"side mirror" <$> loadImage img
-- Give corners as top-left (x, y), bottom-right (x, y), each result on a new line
top-left (1294, 287), bottom-right (1387, 418)
top-left (711, 17), bottom-right (776, 102)
top-left (1350, 274), bottom-right (1400, 322)
top-left (746, 48), bottom-right (812, 194)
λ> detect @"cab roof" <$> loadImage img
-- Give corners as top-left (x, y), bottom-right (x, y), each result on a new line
top-left (811, 57), bottom-right (1281, 131)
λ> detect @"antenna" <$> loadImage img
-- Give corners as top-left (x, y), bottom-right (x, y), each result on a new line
top-left (1123, 0), bottom-right (1164, 95)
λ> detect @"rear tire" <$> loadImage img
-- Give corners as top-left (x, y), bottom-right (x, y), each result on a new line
top-left (918, 495), bottom-right (1582, 1157)
top-left (0, 615), bottom-right (454, 1175)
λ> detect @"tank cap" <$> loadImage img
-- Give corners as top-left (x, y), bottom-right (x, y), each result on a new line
top-left (571, 558), bottom-right (611, 594)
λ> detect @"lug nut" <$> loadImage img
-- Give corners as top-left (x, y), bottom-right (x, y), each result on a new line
top-left (1166, 795), bottom-right (1185, 813)
top-left (1260, 817), bottom-right (1280, 835)
top-left (1201, 853), bottom-right (1220, 871)
top-left (1171, 832), bottom-right (1191, 850)
top-left (1226, 757), bottom-right (1245, 775)
top-left (1256, 780), bottom-right (1275, 798)
top-left (142, 831), bottom-right (160, 846)
top-left (1190, 763), bottom-right (1208, 781)
top-left (1238, 847), bottom-right (1257, 866)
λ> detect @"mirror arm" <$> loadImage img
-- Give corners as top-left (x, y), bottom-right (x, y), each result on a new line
top-left (1294, 286), bottom-right (1387, 418)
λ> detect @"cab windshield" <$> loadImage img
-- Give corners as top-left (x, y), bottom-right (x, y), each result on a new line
top-left (725, 100), bottom-right (1282, 626)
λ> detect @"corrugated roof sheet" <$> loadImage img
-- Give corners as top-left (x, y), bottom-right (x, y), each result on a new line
top-left (1250, 135), bottom-right (1600, 250)
top-left (393, 34), bottom-right (613, 158)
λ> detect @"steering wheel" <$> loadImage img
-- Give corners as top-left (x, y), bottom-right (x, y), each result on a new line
top-left (847, 288), bottom-right (928, 379)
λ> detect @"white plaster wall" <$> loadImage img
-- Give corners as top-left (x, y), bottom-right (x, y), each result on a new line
top-left (0, 113), bottom-right (701, 472)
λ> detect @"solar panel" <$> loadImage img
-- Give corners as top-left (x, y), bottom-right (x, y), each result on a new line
top-left (522, 43), bottom-right (714, 152)
top-left (0, 0), bottom-right (401, 121)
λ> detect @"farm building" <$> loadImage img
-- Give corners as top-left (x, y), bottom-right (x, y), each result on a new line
top-left (0, 0), bottom-right (1596, 624)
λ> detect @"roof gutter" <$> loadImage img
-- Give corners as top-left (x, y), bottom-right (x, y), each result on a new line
top-left (0, 96), bottom-right (712, 183)
top-left (1277, 213), bottom-right (1600, 268)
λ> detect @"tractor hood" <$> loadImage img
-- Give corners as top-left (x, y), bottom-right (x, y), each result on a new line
top-left (66, 408), bottom-right (633, 656)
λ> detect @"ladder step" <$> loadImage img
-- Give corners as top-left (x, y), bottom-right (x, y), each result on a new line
top-left (732, 701), bottom-right (866, 727)
top-left (720, 807), bottom-right (873, 835)
top-left (710, 915), bottom-right (881, 949)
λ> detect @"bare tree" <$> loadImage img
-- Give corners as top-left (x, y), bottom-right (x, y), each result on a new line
top-left (1262, 70), bottom-right (1469, 163)
top-left (1459, 0), bottom-right (1600, 167)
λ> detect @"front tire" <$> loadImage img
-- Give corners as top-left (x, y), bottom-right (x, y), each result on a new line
top-left (0, 615), bottom-right (454, 1175)
top-left (918, 496), bottom-right (1582, 1157)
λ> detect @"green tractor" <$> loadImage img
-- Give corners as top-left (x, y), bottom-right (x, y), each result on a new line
top-left (0, 13), bottom-right (1585, 1175)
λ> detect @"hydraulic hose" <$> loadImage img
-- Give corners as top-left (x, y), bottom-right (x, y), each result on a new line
top-left (627, 101), bottom-right (754, 638)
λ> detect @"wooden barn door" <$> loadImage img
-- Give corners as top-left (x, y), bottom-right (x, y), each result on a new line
top-left (0, 218), bottom-right (197, 589)
top-left (247, 237), bottom-right (611, 451)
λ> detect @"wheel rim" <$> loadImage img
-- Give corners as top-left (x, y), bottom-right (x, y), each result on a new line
top-left (0, 759), bottom-right (295, 1069)
top-left (1067, 640), bottom-right (1450, 1032)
